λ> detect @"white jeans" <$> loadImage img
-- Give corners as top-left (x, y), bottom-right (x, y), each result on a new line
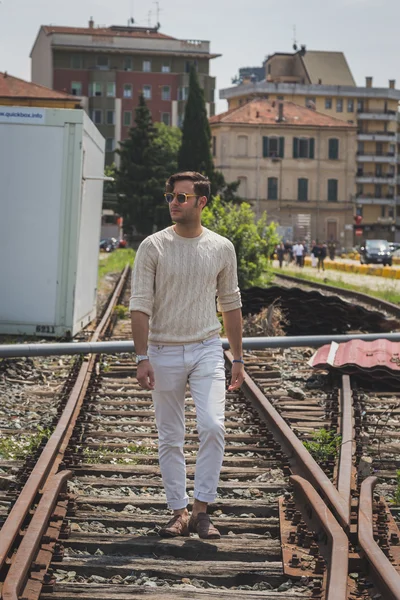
top-left (148, 337), bottom-right (226, 510)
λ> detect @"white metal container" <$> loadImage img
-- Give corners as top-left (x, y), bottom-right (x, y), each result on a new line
top-left (0, 107), bottom-right (105, 338)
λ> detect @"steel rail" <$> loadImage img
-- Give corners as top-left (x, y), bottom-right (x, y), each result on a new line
top-left (290, 475), bottom-right (349, 600)
top-left (2, 471), bottom-right (73, 600)
top-left (224, 350), bottom-right (351, 531)
top-left (3, 332), bottom-right (400, 358)
top-left (359, 477), bottom-right (400, 600)
top-left (0, 265), bottom-right (130, 576)
top-left (337, 375), bottom-right (354, 522)
top-left (274, 271), bottom-right (400, 319)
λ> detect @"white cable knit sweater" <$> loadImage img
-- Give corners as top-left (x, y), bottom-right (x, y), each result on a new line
top-left (129, 226), bottom-right (242, 344)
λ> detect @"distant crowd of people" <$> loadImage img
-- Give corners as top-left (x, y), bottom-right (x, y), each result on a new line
top-left (275, 240), bottom-right (337, 271)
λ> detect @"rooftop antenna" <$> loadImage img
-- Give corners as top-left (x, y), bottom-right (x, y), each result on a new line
top-left (292, 25), bottom-right (298, 51)
top-left (147, 9), bottom-right (152, 27)
top-left (128, 0), bottom-right (134, 26)
top-left (154, 1), bottom-right (162, 27)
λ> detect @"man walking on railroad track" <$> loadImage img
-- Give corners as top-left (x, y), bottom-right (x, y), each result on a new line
top-left (130, 171), bottom-right (244, 540)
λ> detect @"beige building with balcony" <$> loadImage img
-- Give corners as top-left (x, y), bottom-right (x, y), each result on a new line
top-left (210, 99), bottom-right (357, 247)
top-left (222, 49), bottom-right (400, 241)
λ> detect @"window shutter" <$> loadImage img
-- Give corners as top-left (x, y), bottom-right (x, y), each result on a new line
top-left (309, 138), bottom-right (315, 159)
top-left (328, 179), bottom-right (338, 202)
top-left (298, 178), bottom-right (308, 201)
top-left (262, 137), bottom-right (269, 158)
top-left (279, 137), bottom-right (285, 158)
top-left (293, 137), bottom-right (298, 158)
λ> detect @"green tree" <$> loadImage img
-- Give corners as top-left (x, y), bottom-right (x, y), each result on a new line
top-left (178, 66), bottom-right (241, 203)
top-left (202, 197), bottom-right (280, 288)
top-left (115, 95), bottom-right (181, 236)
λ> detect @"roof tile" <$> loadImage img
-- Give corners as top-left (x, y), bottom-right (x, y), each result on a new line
top-left (0, 72), bottom-right (77, 100)
top-left (43, 25), bottom-right (176, 40)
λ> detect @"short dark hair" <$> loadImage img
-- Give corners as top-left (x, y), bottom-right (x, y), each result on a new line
top-left (166, 171), bottom-right (211, 200)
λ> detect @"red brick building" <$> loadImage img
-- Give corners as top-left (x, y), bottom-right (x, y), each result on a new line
top-left (31, 20), bottom-right (220, 164)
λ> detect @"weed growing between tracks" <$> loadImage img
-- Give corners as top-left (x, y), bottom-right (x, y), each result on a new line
top-left (82, 444), bottom-right (154, 465)
top-left (98, 249), bottom-right (136, 281)
top-left (391, 471), bottom-right (400, 505)
top-left (0, 426), bottom-right (52, 460)
top-left (303, 428), bottom-right (341, 462)
top-left (273, 269), bottom-right (400, 304)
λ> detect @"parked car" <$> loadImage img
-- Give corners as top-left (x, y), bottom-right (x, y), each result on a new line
top-left (389, 242), bottom-right (400, 253)
top-left (359, 240), bottom-right (392, 266)
top-left (100, 238), bottom-right (117, 253)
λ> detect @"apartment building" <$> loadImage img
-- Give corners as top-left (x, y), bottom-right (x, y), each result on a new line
top-left (220, 49), bottom-right (400, 242)
top-left (30, 20), bottom-right (219, 164)
top-left (210, 99), bottom-right (357, 246)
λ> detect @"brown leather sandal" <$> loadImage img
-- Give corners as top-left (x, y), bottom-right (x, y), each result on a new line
top-left (189, 512), bottom-right (221, 539)
top-left (159, 514), bottom-right (190, 537)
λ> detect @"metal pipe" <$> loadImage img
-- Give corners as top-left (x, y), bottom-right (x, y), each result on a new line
top-left (337, 375), bottom-right (355, 524)
top-left (2, 332), bottom-right (400, 358)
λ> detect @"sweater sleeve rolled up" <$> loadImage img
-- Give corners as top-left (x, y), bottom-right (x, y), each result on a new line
top-left (129, 238), bottom-right (158, 316)
top-left (216, 242), bottom-right (242, 313)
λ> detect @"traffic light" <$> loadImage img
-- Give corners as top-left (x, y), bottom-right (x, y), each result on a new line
top-left (354, 215), bottom-right (363, 226)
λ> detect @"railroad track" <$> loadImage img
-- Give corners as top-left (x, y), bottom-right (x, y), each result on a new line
top-left (0, 269), bottom-right (400, 599)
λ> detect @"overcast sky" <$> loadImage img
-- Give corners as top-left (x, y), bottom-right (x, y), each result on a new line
top-left (1, 0), bottom-right (400, 113)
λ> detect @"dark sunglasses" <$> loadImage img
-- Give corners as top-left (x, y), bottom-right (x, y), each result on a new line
top-left (164, 193), bottom-right (199, 204)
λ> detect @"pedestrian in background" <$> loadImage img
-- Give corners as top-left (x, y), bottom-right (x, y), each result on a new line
top-left (130, 171), bottom-right (244, 541)
top-left (276, 242), bottom-right (285, 268)
top-left (293, 241), bottom-right (304, 267)
top-left (311, 240), bottom-right (318, 268)
top-left (318, 242), bottom-right (327, 271)
top-left (328, 239), bottom-right (336, 261)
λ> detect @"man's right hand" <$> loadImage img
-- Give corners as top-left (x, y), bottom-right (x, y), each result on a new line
top-left (136, 360), bottom-right (155, 390)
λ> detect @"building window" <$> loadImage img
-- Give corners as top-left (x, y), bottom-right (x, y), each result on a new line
top-left (357, 99), bottom-right (364, 113)
top-left (381, 205), bottom-right (386, 218)
top-left (106, 82), bottom-right (116, 97)
top-left (336, 99), bottom-right (343, 113)
top-left (238, 176), bottom-right (247, 198)
top-left (161, 85), bottom-right (171, 101)
top-left (162, 62), bottom-right (171, 73)
top-left (124, 57), bottom-right (133, 71)
top-left (293, 137), bottom-right (314, 159)
top-left (71, 55), bottom-right (82, 69)
top-left (347, 99), bottom-right (354, 112)
top-left (97, 55), bottom-right (109, 69)
top-left (375, 184), bottom-right (382, 198)
top-left (91, 110), bottom-right (102, 124)
top-left (237, 135), bottom-right (248, 157)
top-left (297, 178), bottom-right (308, 201)
top-left (388, 207), bottom-right (394, 219)
top-left (325, 97), bottom-right (332, 109)
top-left (268, 177), bottom-right (278, 200)
top-left (376, 142), bottom-right (383, 156)
top-left (105, 138), bottom-right (115, 152)
top-left (263, 136), bottom-right (285, 158)
top-left (327, 179), bottom-right (338, 202)
top-left (143, 60), bottom-right (151, 72)
top-left (123, 84), bottom-right (133, 98)
top-left (89, 82), bottom-right (102, 97)
top-left (161, 112), bottom-right (171, 126)
top-left (376, 164), bottom-right (383, 177)
top-left (212, 136), bottom-right (216, 157)
top-left (143, 85), bottom-right (152, 100)
top-left (106, 110), bottom-right (115, 125)
top-left (71, 81), bottom-right (82, 96)
top-left (123, 111), bottom-right (132, 127)
top-left (358, 142), bottom-right (364, 155)
top-left (178, 87), bottom-right (189, 101)
top-left (328, 138), bottom-right (339, 160)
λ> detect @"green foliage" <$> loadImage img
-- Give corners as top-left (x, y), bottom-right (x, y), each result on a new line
top-left (0, 426), bottom-right (52, 460)
top-left (104, 163), bottom-right (117, 194)
top-left (202, 196), bottom-right (279, 288)
top-left (391, 471), bottom-right (400, 505)
top-left (178, 66), bottom-right (214, 178)
top-left (115, 95), bottom-right (180, 236)
top-left (114, 304), bottom-right (129, 319)
top-left (303, 429), bottom-right (341, 462)
top-left (98, 249), bottom-right (135, 281)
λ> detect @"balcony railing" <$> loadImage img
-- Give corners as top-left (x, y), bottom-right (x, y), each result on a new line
top-left (356, 172), bottom-right (396, 178)
top-left (356, 194), bottom-right (395, 199)
top-left (356, 152), bottom-right (395, 157)
top-left (357, 130), bottom-right (396, 136)
top-left (357, 109), bottom-right (397, 115)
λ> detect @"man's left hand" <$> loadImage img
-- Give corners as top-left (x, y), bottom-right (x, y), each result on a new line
top-left (228, 362), bottom-right (245, 391)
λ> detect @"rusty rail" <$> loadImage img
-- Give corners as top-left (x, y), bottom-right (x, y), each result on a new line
top-left (290, 475), bottom-right (349, 600)
top-left (0, 265), bottom-right (130, 576)
top-left (359, 477), bottom-right (400, 600)
top-left (2, 471), bottom-right (72, 600)
top-left (225, 350), bottom-right (350, 531)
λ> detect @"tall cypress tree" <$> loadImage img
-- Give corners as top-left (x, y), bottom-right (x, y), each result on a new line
top-left (116, 95), bottom-right (172, 236)
top-left (178, 66), bottom-right (214, 178)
